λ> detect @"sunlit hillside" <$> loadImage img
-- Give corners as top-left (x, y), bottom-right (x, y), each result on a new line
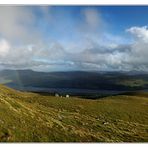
top-left (0, 84), bottom-right (147, 142)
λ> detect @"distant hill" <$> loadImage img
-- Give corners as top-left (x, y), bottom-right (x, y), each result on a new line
top-left (0, 84), bottom-right (148, 142)
top-left (1, 70), bottom-right (148, 92)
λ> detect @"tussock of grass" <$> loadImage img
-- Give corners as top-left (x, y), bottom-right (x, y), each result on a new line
top-left (0, 84), bottom-right (147, 142)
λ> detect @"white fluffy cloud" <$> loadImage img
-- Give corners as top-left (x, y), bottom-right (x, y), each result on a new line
top-left (0, 6), bottom-right (148, 72)
top-left (62, 25), bottom-right (148, 71)
top-left (1, 25), bottom-right (148, 72)
top-left (127, 26), bottom-right (148, 41)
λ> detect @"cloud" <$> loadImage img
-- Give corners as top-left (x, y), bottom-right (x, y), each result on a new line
top-left (124, 26), bottom-right (148, 70)
top-left (62, 25), bottom-right (148, 71)
top-left (0, 6), bottom-right (148, 72)
top-left (0, 37), bottom-right (70, 71)
top-left (126, 26), bottom-right (148, 41)
top-left (82, 8), bottom-right (102, 28)
top-left (0, 6), bottom-right (68, 71)
top-left (0, 7), bottom-right (35, 44)
top-left (0, 39), bottom-right (10, 56)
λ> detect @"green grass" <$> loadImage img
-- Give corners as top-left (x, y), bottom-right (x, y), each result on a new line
top-left (0, 84), bottom-right (147, 142)
top-left (117, 79), bottom-right (148, 87)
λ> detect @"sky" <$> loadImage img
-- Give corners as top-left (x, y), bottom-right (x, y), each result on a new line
top-left (1, 6), bottom-right (148, 71)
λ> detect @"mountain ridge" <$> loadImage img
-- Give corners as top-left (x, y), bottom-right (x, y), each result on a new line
top-left (1, 69), bottom-right (148, 93)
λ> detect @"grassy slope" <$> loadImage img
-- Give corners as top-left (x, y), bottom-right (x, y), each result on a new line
top-left (0, 84), bottom-right (148, 142)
